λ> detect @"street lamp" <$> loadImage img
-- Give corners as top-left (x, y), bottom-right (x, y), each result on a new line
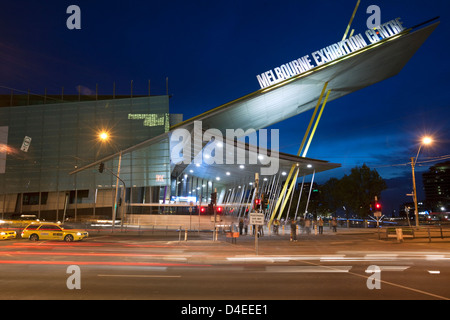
top-left (96, 129), bottom-right (124, 231)
top-left (99, 131), bottom-right (109, 141)
top-left (411, 136), bottom-right (432, 227)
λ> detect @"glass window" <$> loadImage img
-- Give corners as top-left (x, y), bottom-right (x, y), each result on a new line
top-left (38, 224), bottom-right (62, 231)
top-left (22, 192), bottom-right (48, 205)
top-left (25, 224), bottom-right (40, 230)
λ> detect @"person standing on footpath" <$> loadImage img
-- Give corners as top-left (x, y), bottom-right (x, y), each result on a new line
top-left (273, 219), bottom-right (280, 235)
top-left (318, 217), bottom-right (324, 234)
top-left (299, 217), bottom-right (305, 234)
top-left (305, 217), bottom-right (311, 234)
top-left (290, 220), bottom-right (297, 242)
top-left (331, 217), bottom-right (337, 232)
top-left (239, 218), bottom-right (244, 235)
top-left (244, 216), bottom-right (249, 235)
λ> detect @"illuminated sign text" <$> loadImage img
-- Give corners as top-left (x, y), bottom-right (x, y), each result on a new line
top-left (257, 18), bottom-right (404, 89)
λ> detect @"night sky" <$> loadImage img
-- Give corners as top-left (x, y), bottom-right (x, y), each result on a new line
top-left (1, 0), bottom-right (449, 215)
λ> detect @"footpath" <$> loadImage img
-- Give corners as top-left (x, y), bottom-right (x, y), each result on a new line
top-left (88, 225), bottom-right (450, 259)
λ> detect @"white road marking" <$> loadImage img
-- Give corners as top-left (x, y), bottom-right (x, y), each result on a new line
top-left (265, 266), bottom-right (352, 273)
top-left (98, 274), bottom-right (181, 278)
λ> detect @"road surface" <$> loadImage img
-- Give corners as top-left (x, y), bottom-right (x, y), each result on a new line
top-left (0, 230), bottom-right (449, 303)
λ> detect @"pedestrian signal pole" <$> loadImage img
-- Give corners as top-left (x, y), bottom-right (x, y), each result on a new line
top-left (211, 189), bottom-right (217, 241)
top-left (254, 173), bottom-right (259, 255)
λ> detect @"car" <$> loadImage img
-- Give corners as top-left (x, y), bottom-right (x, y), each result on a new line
top-left (0, 230), bottom-right (16, 240)
top-left (0, 214), bottom-right (40, 228)
top-left (21, 223), bottom-right (88, 242)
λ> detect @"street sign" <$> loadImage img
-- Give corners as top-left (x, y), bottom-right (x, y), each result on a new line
top-left (21, 136), bottom-right (32, 152)
top-left (249, 212), bottom-right (265, 225)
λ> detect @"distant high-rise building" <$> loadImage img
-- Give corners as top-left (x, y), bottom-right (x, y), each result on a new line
top-left (422, 161), bottom-right (450, 212)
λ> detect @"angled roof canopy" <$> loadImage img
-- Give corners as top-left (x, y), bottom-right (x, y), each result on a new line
top-left (172, 19), bottom-right (439, 135)
top-left (171, 135), bottom-right (340, 185)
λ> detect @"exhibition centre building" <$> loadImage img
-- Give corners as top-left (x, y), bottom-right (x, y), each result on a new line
top-left (0, 17), bottom-right (439, 226)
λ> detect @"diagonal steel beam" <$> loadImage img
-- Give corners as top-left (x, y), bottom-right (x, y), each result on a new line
top-left (268, 82), bottom-right (329, 227)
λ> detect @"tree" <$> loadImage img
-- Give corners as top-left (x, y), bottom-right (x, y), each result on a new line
top-left (338, 164), bottom-right (387, 217)
top-left (320, 177), bottom-right (344, 213)
top-left (284, 164), bottom-right (387, 219)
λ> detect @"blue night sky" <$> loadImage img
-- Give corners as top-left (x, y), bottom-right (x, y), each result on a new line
top-left (1, 0), bottom-right (449, 214)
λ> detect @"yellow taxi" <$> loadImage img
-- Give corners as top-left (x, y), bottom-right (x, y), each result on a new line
top-left (0, 215), bottom-right (39, 228)
top-left (21, 223), bottom-right (88, 242)
top-left (0, 230), bottom-right (16, 240)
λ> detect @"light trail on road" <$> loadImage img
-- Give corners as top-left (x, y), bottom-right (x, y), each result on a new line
top-left (0, 260), bottom-right (212, 267)
top-left (0, 250), bottom-right (189, 258)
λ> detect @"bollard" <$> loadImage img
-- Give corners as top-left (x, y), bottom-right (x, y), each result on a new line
top-left (396, 228), bottom-right (403, 243)
top-left (185, 228), bottom-right (188, 241)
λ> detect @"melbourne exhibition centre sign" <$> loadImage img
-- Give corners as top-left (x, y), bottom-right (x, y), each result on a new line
top-left (256, 18), bottom-right (405, 89)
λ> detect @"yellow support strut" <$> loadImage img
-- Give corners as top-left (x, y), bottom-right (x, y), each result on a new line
top-left (268, 0), bottom-right (360, 227)
top-left (276, 166), bottom-right (299, 222)
top-left (276, 89), bottom-right (331, 223)
top-left (302, 89), bottom-right (331, 157)
top-left (297, 82), bottom-right (329, 158)
top-left (268, 82), bottom-right (329, 227)
top-left (342, 0), bottom-right (361, 41)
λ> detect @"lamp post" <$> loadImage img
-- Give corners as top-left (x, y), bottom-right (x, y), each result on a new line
top-left (98, 131), bottom-right (125, 231)
top-left (411, 136), bottom-right (432, 227)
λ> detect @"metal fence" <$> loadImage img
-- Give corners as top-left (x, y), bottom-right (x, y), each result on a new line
top-left (382, 226), bottom-right (450, 242)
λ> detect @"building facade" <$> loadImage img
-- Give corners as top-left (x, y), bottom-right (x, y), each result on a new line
top-left (423, 161), bottom-right (450, 212)
top-left (0, 94), bottom-right (180, 220)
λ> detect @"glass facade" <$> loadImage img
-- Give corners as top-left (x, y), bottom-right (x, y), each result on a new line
top-left (0, 95), bottom-right (175, 219)
top-left (0, 95), bottom-right (171, 194)
top-left (423, 161), bottom-right (450, 212)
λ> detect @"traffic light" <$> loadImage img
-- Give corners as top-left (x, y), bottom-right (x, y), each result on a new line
top-left (261, 194), bottom-right (269, 209)
top-left (216, 206), bottom-right (223, 214)
top-left (211, 192), bottom-right (217, 205)
top-left (371, 201), bottom-right (382, 212)
top-left (254, 198), bottom-right (261, 210)
top-left (98, 162), bottom-right (104, 173)
top-left (208, 203), bottom-right (214, 214)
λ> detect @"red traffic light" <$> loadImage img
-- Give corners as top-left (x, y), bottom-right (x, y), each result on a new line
top-left (216, 206), bottom-right (223, 213)
top-left (255, 199), bottom-right (261, 205)
top-left (200, 206), bottom-right (206, 213)
top-left (374, 202), bottom-right (381, 211)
